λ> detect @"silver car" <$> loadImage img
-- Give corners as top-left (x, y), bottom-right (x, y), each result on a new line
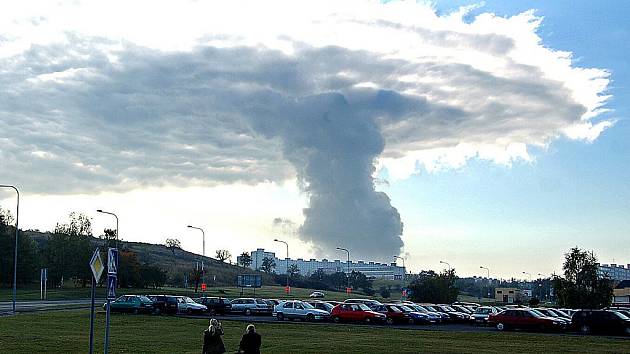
top-left (230, 298), bottom-right (272, 315)
top-left (273, 300), bottom-right (330, 321)
top-left (176, 296), bottom-right (207, 314)
top-left (471, 306), bottom-right (499, 325)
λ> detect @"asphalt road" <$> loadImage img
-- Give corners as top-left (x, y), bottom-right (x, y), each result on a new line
top-left (0, 299), bottom-right (100, 315)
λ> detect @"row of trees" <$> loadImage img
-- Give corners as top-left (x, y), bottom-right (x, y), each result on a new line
top-left (0, 208), bottom-right (167, 289)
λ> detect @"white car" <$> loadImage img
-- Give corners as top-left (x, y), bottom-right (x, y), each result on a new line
top-left (176, 296), bottom-right (207, 314)
top-left (274, 300), bottom-right (330, 321)
top-left (309, 291), bottom-right (325, 298)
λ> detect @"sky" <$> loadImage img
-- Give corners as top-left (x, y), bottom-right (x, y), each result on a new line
top-left (1, 0), bottom-right (628, 279)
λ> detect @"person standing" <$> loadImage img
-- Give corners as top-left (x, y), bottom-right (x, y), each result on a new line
top-left (203, 318), bottom-right (226, 354)
top-left (237, 324), bottom-right (261, 354)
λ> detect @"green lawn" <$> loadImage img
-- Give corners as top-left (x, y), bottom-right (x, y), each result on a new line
top-left (1, 310), bottom-right (628, 353)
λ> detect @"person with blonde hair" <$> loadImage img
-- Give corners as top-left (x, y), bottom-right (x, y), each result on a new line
top-left (202, 318), bottom-right (226, 354)
top-left (237, 324), bottom-right (261, 354)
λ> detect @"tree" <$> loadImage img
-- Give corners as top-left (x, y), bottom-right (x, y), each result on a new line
top-left (238, 252), bottom-right (252, 267)
top-left (379, 286), bottom-right (391, 298)
top-left (552, 247), bottom-right (613, 309)
top-left (165, 238), bottom-right (181, 255)
top-left (288, 264), bottom-right (300, 278)
top-left (261, 257), bottom-right (276, 274)
top-left (349, 271), bottom-right (374, 293)
top-left (100, 228), bottom-right (117, 249)
top-left (408, 269), bottom-right (459, 304)
top-left (215, 249), bottom-right (231, 263)
top-left (0, 207), bottom-right (39, 286)
top-left (45, 212), bottom-right (93, 287)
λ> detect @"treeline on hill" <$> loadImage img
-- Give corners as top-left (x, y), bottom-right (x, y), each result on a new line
top-left (0, 208), bottom-right (166, 288)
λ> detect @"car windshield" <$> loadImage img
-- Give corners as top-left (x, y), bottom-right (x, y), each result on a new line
top-left (475, 308), bottom-right (492, 314)
top-left (184, 297), bottom-right (195, 303)
top-left (529, 310), bottom-right (544, 318)
top-left (302, 302), bottom-right (315, 309)
top-left (255, 299), bottom-right (267, 304)
top-left (553, 309), bottom-right (569, 317)
top-left (444, 306), bottom-right (457, 312)
top-left (412, 306), bottom-right (427, 313)
top-left (358, 304), bottom-right (371, 311)
top-left (139, 296), bottom-right (151, 302)
top-left (613, 311), bottom-right (630, 320)
top-left (398, 305), bottom-right (413, 312)
top-left (424, 306), bottom-right (437, 312)
top-left (541, 310), bottom-right (558, 317)
top-left (388, 306), bottom-right (402, 313)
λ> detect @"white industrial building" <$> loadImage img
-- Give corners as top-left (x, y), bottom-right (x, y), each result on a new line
top-left (598, 263), bottom-right (630, 281)
top-left (238, 248), bottom-right (405, 280)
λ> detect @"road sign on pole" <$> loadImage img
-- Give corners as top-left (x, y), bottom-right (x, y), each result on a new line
top-left (107, 248), bottom-right (118, 275)
top-left (90, 248), bottom-right (104, 283)
top-left (107, 275), bottom-right (117, 300)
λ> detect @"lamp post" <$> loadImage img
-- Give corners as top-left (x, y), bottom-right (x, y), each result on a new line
top-left (480, 266), bottom-right (490, 298)
top-left (274, 239), bottom-right (289, 292)
top-left (336, 247), bottom-right (350, 291)
top-left (522, 271), bottom-right (532, 282)
top-left (96, 209), bottom-right (118, 354)
top-left (187, 225), bottom-right (205, 257)
top-left (394, 256), bottom-right (405, 280)
top-left (1, 185), bottom-right (19, 314)
top-left (440, 260), bottom-right (451, 272)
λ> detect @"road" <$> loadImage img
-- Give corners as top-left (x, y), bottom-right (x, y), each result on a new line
top-left (0, 299), bottom-right (100, 316)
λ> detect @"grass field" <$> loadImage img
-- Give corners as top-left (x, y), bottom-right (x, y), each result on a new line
top-left (1, 310), bottom-right (628, 353)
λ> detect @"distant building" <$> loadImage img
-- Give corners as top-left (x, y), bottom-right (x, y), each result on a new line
top-left (495, 287), bottom-right (525, 304)
top-left (598, 263), bottom-right (630, 281)
top-left (238, 248), bottom-right (405, 280)
top-left (613, 280), bottom-right (630, 306)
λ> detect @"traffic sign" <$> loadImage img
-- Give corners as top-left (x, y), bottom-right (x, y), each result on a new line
top-left (107, 248), bottom-right (118, 275)
top-left (107, 275), bottom-right (117, 300)
top-left (201, 283), bottom-right (206, 291)
top-left (89, 248), bottom-right (104, 282)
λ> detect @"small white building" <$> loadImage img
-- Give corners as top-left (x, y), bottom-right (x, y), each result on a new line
top-left (238, 248), bottom-right (405, 280)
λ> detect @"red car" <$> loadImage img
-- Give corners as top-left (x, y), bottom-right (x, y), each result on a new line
top-left (331, 303), bottom-right (386, 324)
top-left (488, 308), bottom-right (565, 332)
top-left (376, 304), bottom-right (414, 325)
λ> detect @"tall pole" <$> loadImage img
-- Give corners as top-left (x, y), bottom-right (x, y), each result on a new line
top-left (480, 266), bottom-right (490, 298)
top-left (97, 209), bottom-right (118, 354)
top-left (274, 239), bottom-right (289, 291)
top-left (394, 256), bottom-right (405, 279)
top-left (337, 247), bottom-right (350, 290)
top-left (440, 260), bottom-right (451, 272)
top-left (187, 225), bottom-right (205, 257)
top-left (1, 185), bottom-right (19, 314)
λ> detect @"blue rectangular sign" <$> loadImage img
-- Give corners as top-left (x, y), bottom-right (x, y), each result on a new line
top-left (107, 275), bottom-right (117, 300)
top-left (107, 248), bottom-right (118, 275)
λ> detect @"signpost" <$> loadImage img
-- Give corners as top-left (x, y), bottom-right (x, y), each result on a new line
top-left (104, 248), bottom-right (118, 354)
top-left (237, 274), bottom-right (262, 296)
top-left (88, 248), bottom-right (104, 354)
top-left (40, 268), bottom-right (48, 300)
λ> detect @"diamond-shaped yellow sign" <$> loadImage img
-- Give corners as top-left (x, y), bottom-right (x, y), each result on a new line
top-left (89, 248), bottom-right (105, 282)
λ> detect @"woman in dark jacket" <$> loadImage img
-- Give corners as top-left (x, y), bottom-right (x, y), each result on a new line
top-left (237, 324), bottom-right (261, 354)
top-left (203, 319), bottom-right (226, 354)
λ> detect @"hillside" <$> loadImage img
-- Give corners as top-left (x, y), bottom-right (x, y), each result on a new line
top-left (24, 230), bottom-right (273, 287)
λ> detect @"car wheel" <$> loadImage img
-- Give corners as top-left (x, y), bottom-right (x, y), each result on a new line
top-left (245, 309), bottom-right (252, 316)
top-left (386, 318), bottom-right (393, 325)
top-left (496, 323), bottom-right (505, 331)
top-left (306, 314), bottom-right (314, 322)
top-left (277, 313), bottom-right (284, 321)
top-left (364, 317), bottom-right (372, 325)
top-left (580, 325), bottom-right (591, 335)
top-left (333, 316), bottom-right (341, 323)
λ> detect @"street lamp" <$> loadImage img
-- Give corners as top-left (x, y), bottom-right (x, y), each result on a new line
top-left (187, 225), bottom-right (205, 257)
top-left (274, 239), bottom-right (289, 291)
top-left (440, 260), bottom-right (451, 271)
top-left (522, 271), bottom-right (532, 282)
top-left (96, 209), bottom-right (118, 354)
top-left (1, 185), bottom-right (19, 314)
top-left (480, 266), bottom-right (490, 298)
top-left (336, 247), bottom-right (350, 290)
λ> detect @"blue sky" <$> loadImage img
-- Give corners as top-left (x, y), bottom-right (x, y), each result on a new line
top-left (381, 1), bottom-right (630, 276)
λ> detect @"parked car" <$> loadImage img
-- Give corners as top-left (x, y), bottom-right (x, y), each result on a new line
top-left (571, 310), bottom-right (630, 335)
top-left (392, 304), bottom-right (433, 324)
top-left (434, 305), bottom-right (469, 322)
top-left (417, 304), bottom-right (450, 322)
top-left (273, 300), bottom-right (330, 321)
top-left (451, 305), bottom-right (473, 315)
top-left (331, 303), bottom-right (386, 324)
top-left (402, 303), bottom-right (442, 323)
top-left (196, 297), bottom-right (232, 315)
top-left (488, 308), bottom-right (565, 332)
top-left (147, 295), bottom-right (178, 315)
top-left (344, 298), bottom-right (383, 310)
top-left (305, 300), bottom-right (335, 314)
top-left (103, 295), bottom-right (154, 314)
top-left (530, 309), bottom-right (569, 328)
top-left (309, 291), bottom-right (325, 298)
top-left (372, 304), bottom-right (412, 325)
top-left (470, 306), bottom-right (499, 325)
top-left (230, 298), bottom-right (273, 315)
top-left (176, 296), bottom-right (207, 314)
top-left (534, 308), bottom-right (571, 324)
